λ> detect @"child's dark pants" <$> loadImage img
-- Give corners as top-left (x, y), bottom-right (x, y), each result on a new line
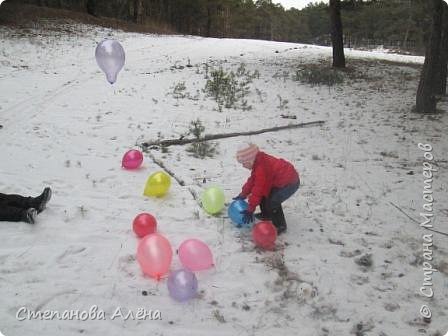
top-left (0, 193), bottom-right (33, 222)
top-left (260, 179), bottom-right (300, 233)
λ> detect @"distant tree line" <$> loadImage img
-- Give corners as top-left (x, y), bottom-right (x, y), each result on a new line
top-left (4, 0), bottom-right (432, 52)
top-left (305, 0), bottom-right (431, 52)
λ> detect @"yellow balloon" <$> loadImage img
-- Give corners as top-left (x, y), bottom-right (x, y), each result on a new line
top-left (144, 171), bottom-right (171, 197)
top-left (201, 186), bottom-right (225, 215)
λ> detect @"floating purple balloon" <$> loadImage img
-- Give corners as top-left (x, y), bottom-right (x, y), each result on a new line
top-left (167, 269), bottom-right (198, 302)
top-left (95, 39), bottom-right (125, 84)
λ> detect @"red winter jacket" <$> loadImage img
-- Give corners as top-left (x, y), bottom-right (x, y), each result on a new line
top-left (240, 151), bottom-right (299, 212)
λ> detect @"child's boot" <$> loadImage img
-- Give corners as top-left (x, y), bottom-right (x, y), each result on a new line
top-left (271, 206), bottom-right (287, 234)
top-left (254, 198), bottom-right (272, 220)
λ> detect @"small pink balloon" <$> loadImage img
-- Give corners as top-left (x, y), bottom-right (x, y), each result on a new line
top-left (137, 233), bottom-right (172, 280)
top-left (178, 239), bottom-right (214, 271)
top-left (122, 149), bottom-right (143, 169)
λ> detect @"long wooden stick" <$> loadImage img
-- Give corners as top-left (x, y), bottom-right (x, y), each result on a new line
top-left (389, 202), bottom-right (419, 224)
top-left (389, 202), bottom-right (448, 237)
top-left (146, 151), bottom-right (199, 201)
top-left (141, 120), bottom-right (325, 149)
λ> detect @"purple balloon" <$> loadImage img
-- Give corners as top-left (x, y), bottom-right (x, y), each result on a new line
top-left (95, 39), bottom-right (125, 84)
top-left (167, 269), bottom-right (198, 302)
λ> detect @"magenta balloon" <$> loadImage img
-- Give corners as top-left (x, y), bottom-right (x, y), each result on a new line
top-left (122, 149), bottom-right (143, 169)
top-left (137, 233), bottom-right (172, 280)
top-left (178, 239), bottom-right (214, 271)
top-left (95, 39), bottom-right (125, 84)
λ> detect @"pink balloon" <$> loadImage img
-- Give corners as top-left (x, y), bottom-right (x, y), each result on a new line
top-left (137, 233), bottom-right (172, 280)
top-left (122, 149), bottom-right (143, 169)
top-left (178, 239), bottom-right (214, 271)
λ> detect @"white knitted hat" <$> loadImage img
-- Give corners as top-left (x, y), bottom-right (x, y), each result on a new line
top-left (236, 144), bottom-right (259, 165)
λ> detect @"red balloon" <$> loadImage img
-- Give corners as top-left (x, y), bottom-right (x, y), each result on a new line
top-left (252, 221), bottom-right (277, 250)
top-left (133, 213), bottom-right (157, 238)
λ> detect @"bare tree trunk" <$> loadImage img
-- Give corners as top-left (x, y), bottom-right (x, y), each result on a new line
top-left (134, 0), bottom-right (144, 24)
top-left (330, 0), bottom-right (346, 68)
top-left (403, 0), bottom-right (412, 49)
top-left (435, 2), bottom-right (448, 95)
top-left (206, 1), bottom-right (212, 37)
top-left (416, 0), bottom-right (443, 113)
top-left (86, 0), bottom-right (96, 16)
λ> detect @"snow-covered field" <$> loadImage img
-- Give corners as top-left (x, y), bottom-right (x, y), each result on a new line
top-left (0, 22), bottom-right (447, 336)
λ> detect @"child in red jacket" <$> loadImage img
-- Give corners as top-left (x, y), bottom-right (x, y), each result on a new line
top-left (234, 144), bottom-right (299, 234)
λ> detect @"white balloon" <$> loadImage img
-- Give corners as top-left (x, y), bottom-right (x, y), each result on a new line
top-left (95, 39), bottom-right (125, 84)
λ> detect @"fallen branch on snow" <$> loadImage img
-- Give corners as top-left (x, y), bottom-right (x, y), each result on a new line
top-left (145, 151), bottom-right (199, 200)
top-left (140, 120), bottom-right (325, 149)
top-left (389, 202), bottom-right (448, 238)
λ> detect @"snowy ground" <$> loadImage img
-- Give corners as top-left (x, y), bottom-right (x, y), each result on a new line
top-left (0, 22), bottom-right (447, 336)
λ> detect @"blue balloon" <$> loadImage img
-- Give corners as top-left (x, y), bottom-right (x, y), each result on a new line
top-left (95, 39), bottom-right (125, 84)
top-left (167, 269), bottom-right (198, 302)
top-left (228, 199), bottom-right (249, 227)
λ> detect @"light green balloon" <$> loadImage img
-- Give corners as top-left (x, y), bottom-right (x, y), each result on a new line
top-left (201, 187), bottom-right (225, 215)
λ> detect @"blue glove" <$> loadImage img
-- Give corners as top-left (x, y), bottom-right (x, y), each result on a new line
top-left (241, 210), bottom-right (254, 224)
top-left (233, 195), bottom-right (246, 201)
